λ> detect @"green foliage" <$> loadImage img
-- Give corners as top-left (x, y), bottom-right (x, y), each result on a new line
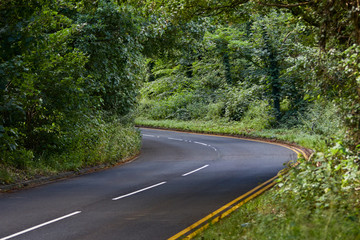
top-left (0, 0), bottom-right (143, 183)
top-left (0, 167), bottom-right (14, 185)
top-left (142, 91), bottom-right (198, 120)
top-left (241, 100), bottom-right (275, 130)
top-left (289, 43), bottom-right (360, 146)
top-left (278, 144), bottom-right (360, 209)
top-left (299, 101), bottom-right (344, 137)
top-left (224, 85), bottom-right (264, 121)
top-left (134, 2), bottom-right (360, 239)
top-left (135, 0), bottom-right (360, 148)
top-left (195, 188), bottom-right (360, 240)
top-left (335, 45), bottom-right (360, 145)
top-left (1, 147), bottom-right (34, 170)
top-left (0, 119), bottom-right (141, 184)
top-left (192, 57), bottom-right (225, 91)
top-left (75, 0), bottom-right (144, 118)
top-left (138, 11), bottom-right (315, 128)
top-left (205, 28), bottom-right (236, 85)
top-left (42, 120), bottom-right (141, 171)
top-left (1, 2), bottom-right (89, 153)
top-left (206, 102), bottom-right (225, 120)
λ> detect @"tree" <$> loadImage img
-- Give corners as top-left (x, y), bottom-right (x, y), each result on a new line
top-left (75, 0), bottom-right (144, 118)
top-left (0, 1), bottom-right (90, 152)
top-left (0, 0), bottom-right (146, 170)
top-left (140, 0), bottom-right (360, 146)
top-left (206, 29), bottom-right (234, 85)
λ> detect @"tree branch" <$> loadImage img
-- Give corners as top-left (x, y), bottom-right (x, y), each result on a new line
top-left (258, 1), bottom-right (312, 8)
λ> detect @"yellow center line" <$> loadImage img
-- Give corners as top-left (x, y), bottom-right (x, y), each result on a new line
top-left (183, 181), bottom-right (277, 240)
top-left (167, 176), bottom-right (277, 240)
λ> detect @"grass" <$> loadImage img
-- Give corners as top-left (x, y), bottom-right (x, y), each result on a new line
top-left (0, 123), bottom-right (141, 187)
top-left (193, 190), bottom-right (360, 240)
top-left (135, 117), bottom-right (326, 151)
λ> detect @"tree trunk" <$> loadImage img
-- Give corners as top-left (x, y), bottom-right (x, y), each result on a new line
top-left (223, 52), bottom-right (233, 85)
top-left (262, 28), bottom-right (281, 121)
top-left (147, 60), bottom-right (155, 82)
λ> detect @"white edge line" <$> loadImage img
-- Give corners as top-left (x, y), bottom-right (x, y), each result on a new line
top-left (112, 182), bottom-right (167, 201)
top-left (0, 211), bottom-right (82, 240)
top-left (182, 165), bottom-right (209, 177)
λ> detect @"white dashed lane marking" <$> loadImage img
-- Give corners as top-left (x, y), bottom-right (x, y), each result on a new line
top-left (112, 182), bottom-right (167, 201)
top-left (182, 165), bottom-right (209, 177)
top-left (0, 211), bottom-right (82, 240)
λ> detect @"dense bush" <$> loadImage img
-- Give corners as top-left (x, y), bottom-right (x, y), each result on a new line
top-left (299, 101), bottom-right (344, 137)
top-left (75, 1), bottom-right (144, 118)
top-left (279, 144), bottom-right (360, 209)
top-left (0, 0), bottom-right (143, 184)
top-left (240, 100), bottom-right (275, 130)
top-left (224, 85), bottom-right (265, 121)
top-left (0, 119), bottom-right (141, 184)
top-left (42, 120), bottom-right (141, 171)
top-left (137, 12), bottom-right (317, 130)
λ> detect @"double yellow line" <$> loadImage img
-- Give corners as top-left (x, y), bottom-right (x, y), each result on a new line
top-left (168, 175), bottom-right (278, 240)
top-left (157, 129), bottom-right (309, 240)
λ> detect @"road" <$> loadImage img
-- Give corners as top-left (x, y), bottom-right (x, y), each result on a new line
top-left (0, 128), bottom-right (297, 240)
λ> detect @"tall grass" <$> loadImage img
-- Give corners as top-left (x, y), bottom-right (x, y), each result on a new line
top-left (0, 120), bottom-right (141, 185)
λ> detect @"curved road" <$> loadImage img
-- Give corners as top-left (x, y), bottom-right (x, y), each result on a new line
top-left (0, 128), bottom-right (297, 240)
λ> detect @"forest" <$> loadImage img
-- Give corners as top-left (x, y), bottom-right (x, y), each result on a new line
top-left (1, 0), bottom-right (360, 238)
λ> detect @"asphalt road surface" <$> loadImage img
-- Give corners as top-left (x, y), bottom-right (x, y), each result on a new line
top-left (0, 128), bottom-right (297, 240)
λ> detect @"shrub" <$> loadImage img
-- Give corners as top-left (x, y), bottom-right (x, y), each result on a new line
top-left (143, 91), bottom-right (198, 120)
top-left (278, 142), bottom-right (360, 210)
top-left (0, 167), bottom-right (14, 184)
top-left (224, 85), bottom-right (264, 121)
top-left (0, 118), bottom-right (141, 184)
top-left (241, 100), bottom-right (275, 130)
top-left (300, 101), bottom-right (344, 137)
top-left (186, 101), bottom-right (209, 119)
top-left (42, 119), bottom-right (142, 171)
top-left (206, 101), bottom-right (226, 120)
